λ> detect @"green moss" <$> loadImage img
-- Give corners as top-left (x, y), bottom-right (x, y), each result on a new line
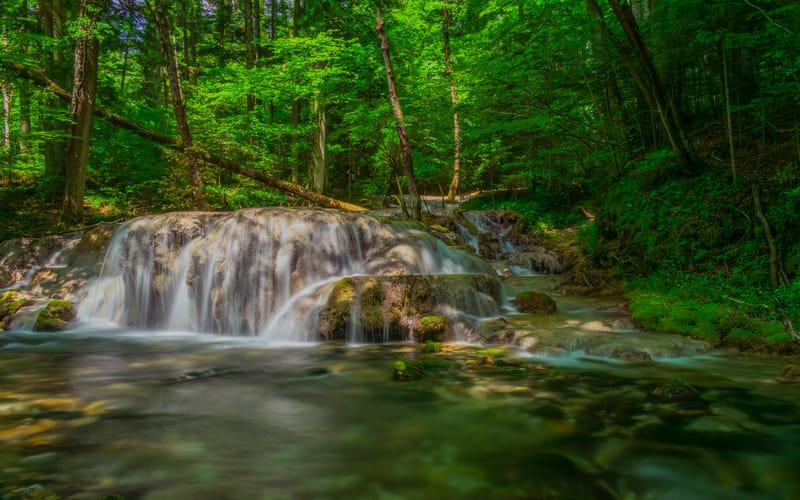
top-left (357, 283), bottom-right (385, 329)
top-left (514, 291), bottom-right (556, 314)
top-left (34, 299), bottom-right (76, 332)
top-left (393, 358), bottom-right (425, 381)
top-left (423, 339), bottom-right (442, 353)
top-left (475, 348), bottom-right (506, 357)
top-left (415, 315), bottom-right (448, 343)
top-left (0, 291), bottom-right (31, 331)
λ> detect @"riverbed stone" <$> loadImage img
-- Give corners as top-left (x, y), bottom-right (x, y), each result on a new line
top-left (609, 346), bottom-right (653, 363)
top-left (514, 291), bottom-right (557, 314)
top-left (476, 317), bottom-right (515, 344)
top-left (33, 299), bottom-right (76, 332)
top-left (651, 379), bottom-right (700, 401)
top-left (777, 364), bottom-right (800, 383)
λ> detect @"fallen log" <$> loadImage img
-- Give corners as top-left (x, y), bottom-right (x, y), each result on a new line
top-left (1, 59), bottom-right (367, 212)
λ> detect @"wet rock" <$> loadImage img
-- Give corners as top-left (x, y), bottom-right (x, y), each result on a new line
top-left (514, 291), bottom-right (557, 314)
top-left (651, 379), bottom-right (700, 401)
top-left (33, 299), bottom-right (76, 332)
top-left (476, 317), bottom-right (515, 344)
top-left (415, 316), bottom-right (448, 342)
top-left (609, 346), bottom-right (652, 363)
top-left (0, 291), bottom-right (31, 331)
top-left (319, 274), bottom-right (502, 342)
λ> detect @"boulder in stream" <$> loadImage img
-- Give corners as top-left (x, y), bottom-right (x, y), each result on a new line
top-left (514, 291), bottom-right (557, 314)
top-left (34, 299), bottom-right (76, 332)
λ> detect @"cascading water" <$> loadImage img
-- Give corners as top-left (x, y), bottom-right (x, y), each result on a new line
top-left (78, 208), bottom-right (503, 341)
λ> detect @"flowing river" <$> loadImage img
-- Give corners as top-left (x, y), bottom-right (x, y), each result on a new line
top-left (1, 209), bottom-right (799, 498)
top-left (2, 289), bottom-right (799, 499)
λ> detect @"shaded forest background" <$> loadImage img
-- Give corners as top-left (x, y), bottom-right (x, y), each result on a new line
top-left (1, 0), bottom-right (799, 350)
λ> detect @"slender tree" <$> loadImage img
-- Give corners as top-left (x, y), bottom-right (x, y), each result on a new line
top-left (443, 0), bottom-right (461, 202)
top-left (375, 6), bottom-right (421, 220)
top-left (61, 0), bottom-right (107, 224)
top-left (153, 0), bottom-right (207, 210)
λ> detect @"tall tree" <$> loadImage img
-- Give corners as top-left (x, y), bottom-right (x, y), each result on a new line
top-left (37, 0), bottom-right (69, 179)
top-left (443, 0), bottom-right (462, 202)
top-left (153, 0), bottom-right (207, 210)
top-left (62, 0), bottom-right (106, 224)
top-left (605, 0), bottom-right (702, 173)
top-left (375, 6), bottom-right (421, 220)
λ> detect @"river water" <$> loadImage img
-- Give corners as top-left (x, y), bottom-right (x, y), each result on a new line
top-left (2, 290), bottom-right (799, 499)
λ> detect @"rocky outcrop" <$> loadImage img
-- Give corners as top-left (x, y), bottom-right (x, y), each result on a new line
top-left (318, 274), bottom-right (502, 342)
top-left (0, 291), bottom-right (31, 331)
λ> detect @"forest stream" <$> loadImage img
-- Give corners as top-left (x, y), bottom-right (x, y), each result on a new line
top-left (1, 209), bottom-right (799, 499)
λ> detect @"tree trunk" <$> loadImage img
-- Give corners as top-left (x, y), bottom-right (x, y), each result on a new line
top-left (443, 2), bottom-right (462, 203)
top-left (721, 38), bottom-right (736, 181)
top-left (38, 0), bottom-right (68, 179)
top-left (1, 84), bottom-right (9, 150)
top-left (18, 85), bottom-right (31, 154)
top-left (606, 0), bottom-right (702, 174)
top-left (61, 0), bottom-right (105, 224)
top-left (154, 0), bottom-right (208, 210)
top-left (308, 95), bottom-right (326, 194)
top-left (375, 6), bottom-right (421, 220)
top-left (290, 0), bottom-right (301, 184)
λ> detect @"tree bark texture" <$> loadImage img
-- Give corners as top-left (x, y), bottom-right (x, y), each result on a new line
top-left (375, 7), bottom-right (421, 220)
top-left (1, 84), bottom-right (9, 150)
top-left (606, 0), bottom-right (702, 173)
top-left (62, 0), bottom-right (105, 224)
top-left (154, 0), bottom-right (208, 210)
top-left (308, 95), bottom-right (326, 194)
top-left (37, 0), bottom-right (68, 178)
top-left (443, 2), bottom-right (461, 202)
top-left (1, 59), bottom-right (367, 213)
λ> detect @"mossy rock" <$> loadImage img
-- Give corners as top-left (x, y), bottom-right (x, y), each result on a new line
top-left (34, 299), bottom-right (76, 332)
top-left (415, 315), bottom-right (448, 343)
top-left (477, 317), bottom-right (515, 344)
top-left (514, 291), bottom-right (556, 314)
top-left (393, 359), bottom-right (425, 381)
top-left (1, 290), bottom-right (32, 331)
top-left (423, 339), bottom-right (443, 353)
top-left (651, 379), bottom-right (700, 401)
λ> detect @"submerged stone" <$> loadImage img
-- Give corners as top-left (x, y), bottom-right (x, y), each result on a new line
top-left (651, 379), bottom-right (701, 401)
top-left (778, 364), bottom-right (800, 383)
top-left (393, 359), bottom-right (425, 381)
top-left (610, 346), bottom-right (653, 363)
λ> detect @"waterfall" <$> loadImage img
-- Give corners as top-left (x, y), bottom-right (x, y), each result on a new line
top-left (77, 208), bottom-right (502, 341)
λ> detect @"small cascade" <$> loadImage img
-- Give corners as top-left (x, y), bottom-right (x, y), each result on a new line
top-left (454, 210), bottom-right (565, 275)
top-left (78, 208), bottom-right (503, 341)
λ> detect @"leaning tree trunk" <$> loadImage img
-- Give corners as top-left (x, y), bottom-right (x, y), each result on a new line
top-left (375, 6), bottom-right (421, 221)
top-left (606, 0), bottom-right (702, 174)
top-left (61, 0), bottom-right (105, 224)
top-left (154, 0), bottom-right (208, 210)
top-left (443, 2), bottom-right (462, 203)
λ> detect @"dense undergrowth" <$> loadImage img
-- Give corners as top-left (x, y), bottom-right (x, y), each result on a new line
top-left (466, 159), bottom-right (800, 354)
